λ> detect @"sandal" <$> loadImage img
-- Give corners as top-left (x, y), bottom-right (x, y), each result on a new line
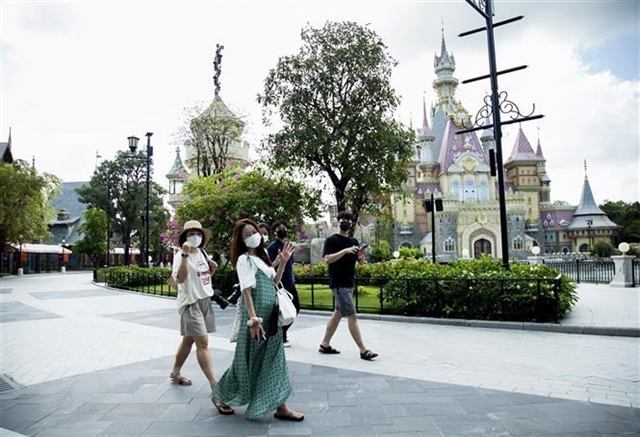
top-left (274, 409), bottom-right (305, 422)
top-left (211, 394), bottom-right (234, 415)
top-left (318, 344), bottom-right (340, 354)
top-left (360, 349), bottom-right (378, 361)
top-left (169, 372), bottom-right (192, 386)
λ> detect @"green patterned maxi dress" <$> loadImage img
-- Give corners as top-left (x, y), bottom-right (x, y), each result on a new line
top-left (212, 266), bottom-right (292, 420)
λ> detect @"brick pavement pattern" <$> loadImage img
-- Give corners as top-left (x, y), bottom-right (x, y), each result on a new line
top-left (1, 273), bottom-right (638, 436)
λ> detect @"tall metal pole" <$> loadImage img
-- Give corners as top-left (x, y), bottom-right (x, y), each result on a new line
top-left (145, 132), bottom-right (153, 267)
top-left (484, 0), bottom-right (510, 270)
top-left (431, 192), bottom-right (436, 264)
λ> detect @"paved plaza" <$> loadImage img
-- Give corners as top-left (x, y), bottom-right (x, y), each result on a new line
top-left (0, 273), bottom-right (638, 436)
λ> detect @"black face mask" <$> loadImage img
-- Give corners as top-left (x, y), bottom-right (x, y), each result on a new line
top-left (339, 221), bottom-right (351, 232)
top-left (276, 229), bottom-right (288, 239)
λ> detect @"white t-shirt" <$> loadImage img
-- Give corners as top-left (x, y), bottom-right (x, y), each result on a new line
top-left (236, 254), bottom-right (275, 291)
top-left (172, 250), bottom-right (214, 314)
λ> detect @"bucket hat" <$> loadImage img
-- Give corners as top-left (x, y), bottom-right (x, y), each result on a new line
top-left (177, 220), bottom-right (211, 247)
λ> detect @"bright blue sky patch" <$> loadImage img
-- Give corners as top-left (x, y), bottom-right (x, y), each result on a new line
top-left (580, 31), bottom-right (639, 81)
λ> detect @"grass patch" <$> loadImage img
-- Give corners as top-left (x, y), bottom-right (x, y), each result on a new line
top-left (296, 284), bottom-right (403, 314)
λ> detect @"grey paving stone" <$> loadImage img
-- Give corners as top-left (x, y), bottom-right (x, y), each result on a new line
top-left (430, 413), bottom-right (511, 436)
top-left (0, 302), bottom-right (61, 323)
top-left (30, 289), bottom-right (116, 300)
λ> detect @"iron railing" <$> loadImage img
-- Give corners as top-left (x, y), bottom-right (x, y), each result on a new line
top-left (543, 259), bottom-right (615, 284)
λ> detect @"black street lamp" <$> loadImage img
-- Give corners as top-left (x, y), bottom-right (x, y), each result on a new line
top-left (586, 219), bottom-right (593, 249)
top-left (127, 132), bottom-right (153, 267)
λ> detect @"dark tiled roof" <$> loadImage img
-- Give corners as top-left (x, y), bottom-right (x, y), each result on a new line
top-left (48, 181), bottom-right (90, 245)
top-left (0, 142), bottom-right (12, 163)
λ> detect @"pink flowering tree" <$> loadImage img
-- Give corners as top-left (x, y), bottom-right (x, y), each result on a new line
top-left (172, 165), bottom-right (321, 261)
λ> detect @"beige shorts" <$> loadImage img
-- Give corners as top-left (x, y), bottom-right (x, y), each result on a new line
top-left (180, 298), bottom-right (216, 337)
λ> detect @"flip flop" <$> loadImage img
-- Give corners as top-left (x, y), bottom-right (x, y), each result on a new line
top-left (360, 349), bottom-right (378, 361)
top-left (169, 373), bottom-right (192, 385)
top-left (274, 410), bottom-right (304, 422)
top-left (318, 344), bottom-right (340, 354)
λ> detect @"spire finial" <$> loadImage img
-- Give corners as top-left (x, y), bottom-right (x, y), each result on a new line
top-left (32, 155), bottom-right (35, 169)
top-left (584, 159), bottom-right (588, 178)
top-left (409, 111), bottom-right (413, 130)
top-left (213, 43), bottom-right (224, 98)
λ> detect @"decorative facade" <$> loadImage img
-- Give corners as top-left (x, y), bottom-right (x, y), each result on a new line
top-left (392, 36), bottom-right (617, 259)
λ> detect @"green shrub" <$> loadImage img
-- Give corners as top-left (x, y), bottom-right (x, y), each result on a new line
top-left (370, 240), bottom-right (392, 263)
top-left (294, 256), bottom-right (578, 322)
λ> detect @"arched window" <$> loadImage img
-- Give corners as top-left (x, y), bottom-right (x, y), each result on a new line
top-left (451, 181), bottom-right (461, 201)
top-left (443, 237), bottom-right (456, 252)
top-left (464, 180), bottom-right (476, 202)
top-left (478, 181), bottom-right (489, 201)
top-left (512, 237), bottom-right (524, 250)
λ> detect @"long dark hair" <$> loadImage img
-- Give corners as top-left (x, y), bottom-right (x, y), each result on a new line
top-left (230, 218), bottom-right (272, 268)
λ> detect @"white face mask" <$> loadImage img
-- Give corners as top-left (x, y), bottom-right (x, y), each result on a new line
top-left (244, 233), bottom-right (262, 248)
top-left (187, 234), bottom-right (202, 247)
top-left (262, 234), bottom-right (269, 244)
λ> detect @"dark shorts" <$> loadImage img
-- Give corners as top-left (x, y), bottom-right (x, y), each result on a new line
top-left (332, 287), bottom-right (356, 317)
top-left (180, 298), bottom-right (216, 337)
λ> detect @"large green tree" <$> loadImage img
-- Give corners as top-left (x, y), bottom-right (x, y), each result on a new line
top-left (258, 21), bottom-right (415, 225)
top-left (74, 207), bottom-right (108, 268)
top-left (173, 166), bottom-right (321, 261)
top-left (600, 200), bottom-right (640, 243)
top-left (0, 160), bottom-right (60, 251)
top-left (76, 151), bottom-right (168, 265)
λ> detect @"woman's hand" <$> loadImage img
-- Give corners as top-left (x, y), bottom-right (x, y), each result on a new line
top-left (279, 241), bottom-right (295, 262)
top-left (250, 322), bottom-right (266, 342)
top-left (181, 241), bottom-right (196, 254)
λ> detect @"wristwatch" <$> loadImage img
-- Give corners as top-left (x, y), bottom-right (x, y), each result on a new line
top-left (181, 253), bottom-right (189, 258)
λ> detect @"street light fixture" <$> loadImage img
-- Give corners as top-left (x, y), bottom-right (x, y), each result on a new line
top-left (585, 219), bottom-right (593, 250)
top-left (127, 132), bottom-right (153, 267)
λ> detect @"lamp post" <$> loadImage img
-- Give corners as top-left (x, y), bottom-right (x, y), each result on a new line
top-left (585, 219), bottom-right (593, 250)
top-left (423, 193), bottom-right (444, 264)
top-left (127, 132), bottom-right (153, 267)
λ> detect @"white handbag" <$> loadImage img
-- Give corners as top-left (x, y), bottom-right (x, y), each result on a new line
top-left (276, 282), bottom-right (296, 327)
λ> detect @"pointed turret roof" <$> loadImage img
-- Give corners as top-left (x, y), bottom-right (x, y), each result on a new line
top-left (0, 127), bottom-right (13, 163)
top-left (535, 138), bottom-right (545, 159)
top-left (568, 163), bottom-right (617, 230)
top-left (573, 175), bottom-right (605, 217)
top-left (506, 127), bottom-right (541, 163)
top-left (166, 147), bottom-right (188, 179)
top-left (418, 96), bottom-right (434, 140)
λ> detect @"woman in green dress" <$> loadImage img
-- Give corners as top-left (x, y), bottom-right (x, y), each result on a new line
top-left (212, 218), bottom-right (304, 421)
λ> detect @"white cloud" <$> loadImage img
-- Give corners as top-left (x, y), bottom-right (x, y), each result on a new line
top-left (1, 1), bottom-right (638, 206)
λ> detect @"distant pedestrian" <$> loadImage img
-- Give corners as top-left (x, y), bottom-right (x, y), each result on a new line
top-left (319, 211), bottom-right (378, 361)
top-left (168, 220), bottom-right (233, 415)
top-left (258, 222), bottom-right (270, 246)
top-left (213, 219), bottom-right (304, 421)
top-left (266, 220), bottom-right (300, 347)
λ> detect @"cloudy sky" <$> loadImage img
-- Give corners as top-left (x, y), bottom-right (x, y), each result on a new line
top-left (1, 0), bottom-right (638, 206)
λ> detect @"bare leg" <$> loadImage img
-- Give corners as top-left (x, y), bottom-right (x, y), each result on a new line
top-left (171, 336), bottom-right (195, 376)
top-left (321, 310), bottom-right (343, 347)
top-left (346, 314), bottom-right (367, 353)
top-left (194, 336), bottom-right (216, 387)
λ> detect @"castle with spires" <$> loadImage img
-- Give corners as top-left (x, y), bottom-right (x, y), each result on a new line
top-left (391, 34), bottom-right (618, 259)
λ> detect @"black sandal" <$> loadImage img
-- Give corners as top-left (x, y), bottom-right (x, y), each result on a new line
top-left (360, 349), bottom-right (378, 361)
top-left (211, 395), bottom-right (234, 415)
top-left (318, 344), bottom-right (340, 354)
